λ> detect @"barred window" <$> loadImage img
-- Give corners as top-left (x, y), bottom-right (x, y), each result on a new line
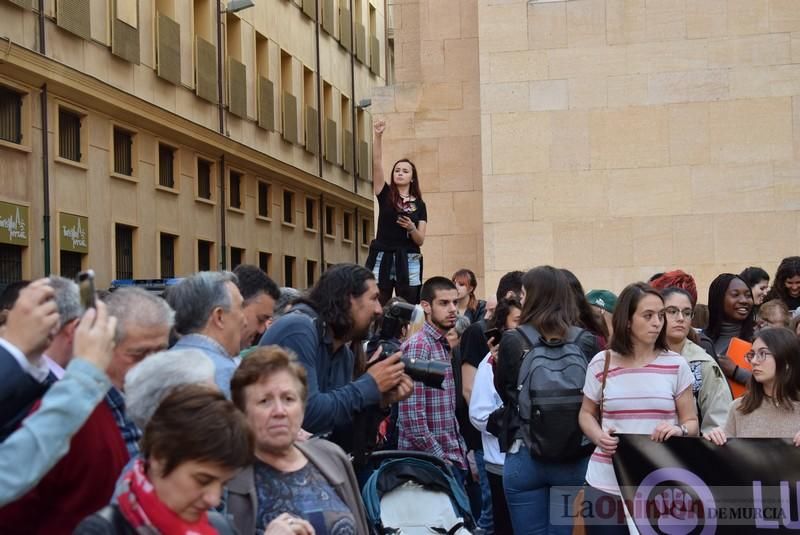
top-left (59, 109), bottom-right (82, 162)
top-left (306, 259), bottom-right (317, 287)
top-left (115, 224), bottom-right (134, 280)
top-left (158, 144), bottom-right (176, 188)
top-left (0, 244), bottom-right (22, 284)
top-left (231, 247), bottom-right (244, 269)
top-left (160, 233), bottom-right (176, 278)
top-left (60, 251), bottom-right (83, 280)
top-left (283, 190), bottom-right (295, 224)
top-left (259, 251), bottom-right (271, 274)
top-left (229, 171), bottom-right (242, 209)
top-left (197, 159), bottom-right (212, 200)
top-left (325, 206), bottom-right (334, 236)
top-left (305, 198), bottom-right (318, 230)
top-left (198, 240), bottom-right (213, 271)
top-left (0, 86), bottom-right (22, 145)
top-left (284, 255), bottom-right (295, 288)
top-left (257, 181), bottom-right (270, 217)
top-left (343, 212), bottom-right (353, 241)
top-left (113, 128), bottom-right (133, 176)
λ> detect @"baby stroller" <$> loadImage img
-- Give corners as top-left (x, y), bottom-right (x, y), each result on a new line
top-left (361, 450), bottom-right (476, 535)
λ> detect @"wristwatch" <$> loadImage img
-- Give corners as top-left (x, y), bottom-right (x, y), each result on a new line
top-left (679, 424), bottom-right (689, 436)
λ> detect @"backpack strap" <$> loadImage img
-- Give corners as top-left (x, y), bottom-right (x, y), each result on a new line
top-left (516, 324), bottom-right (541, 349)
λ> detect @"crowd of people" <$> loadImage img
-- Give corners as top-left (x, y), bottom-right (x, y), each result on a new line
top-left (1, 119), bottom-right (800, 535)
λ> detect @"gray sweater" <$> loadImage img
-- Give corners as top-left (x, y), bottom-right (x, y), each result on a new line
top-left (723, 398), bottom-right (800, 438)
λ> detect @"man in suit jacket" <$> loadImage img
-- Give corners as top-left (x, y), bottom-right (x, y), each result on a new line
top-left (0, 279), bottom-right (59, 441)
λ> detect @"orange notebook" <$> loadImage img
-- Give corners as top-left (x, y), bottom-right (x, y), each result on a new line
top-left (726, 337), bottom-right (752, 399)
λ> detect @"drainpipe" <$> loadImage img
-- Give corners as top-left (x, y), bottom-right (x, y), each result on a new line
top-left (40, 84), bottom-right (50, 275)
top-left (216, 0), bottom-right (225, 134)
top-left (319, 194), bottom-right (325, 270)
top-left (38, 0), bottom-right (45, 54)
top-left (314, 0), bottom-right (323, 178)
top-left (219, 154), bottom-right (226, 269)
top-left (349, 0), bottom-right (357, 194)
top-left (354, 206), bottom-right (359, 264)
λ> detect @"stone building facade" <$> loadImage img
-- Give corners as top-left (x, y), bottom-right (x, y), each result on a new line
top-left (376, 0), bottom-right (800, 298)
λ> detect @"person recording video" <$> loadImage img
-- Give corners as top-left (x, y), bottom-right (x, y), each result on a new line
top-left (259, 264), bottom-right (413, 453)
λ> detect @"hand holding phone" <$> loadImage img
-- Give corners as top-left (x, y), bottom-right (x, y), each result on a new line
top-left (484, 327), bottom-right (502, 345)
top-left (77, 270), bottom-right (96, 310)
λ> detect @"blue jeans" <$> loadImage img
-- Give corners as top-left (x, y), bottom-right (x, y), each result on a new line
top-left (503, 445), bottom-right (589, 535)
top-left (475, 450), bottom-right (494, 533)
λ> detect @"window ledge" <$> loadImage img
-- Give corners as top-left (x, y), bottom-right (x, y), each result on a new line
top-left (110, 172), bottom-right (138, 183)
top-left (155, 185), bottom-right (180, 195)
top-left (227, 206), bottom-right (246, 215)
top-left (256, 215), bottom-right (272, 223)
top-left (0, 139), bottom-right (32, 154)
top-left (195, 196), bottom-right (216, 206)
top-left (55, 156), bottom-right (88, 170)
top-left (342, 238), bottom-right (353, 244)
top-left (305, 227), bottom-right (319, 234)
top-left (324, 233), bottom-right (336, 240)
top-left (282, 221), bottom-right (296, 229)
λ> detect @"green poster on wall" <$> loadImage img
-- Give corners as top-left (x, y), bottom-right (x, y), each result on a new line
top-left (59, 213), bottom-right (89, 254)
top-left (0, 201), bottom-right (29, 246)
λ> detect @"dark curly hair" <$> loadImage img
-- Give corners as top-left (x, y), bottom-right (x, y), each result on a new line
top-left (294, 263), bottom-right (375, 340)
top-left (766, 257), bottom-right (800, 305)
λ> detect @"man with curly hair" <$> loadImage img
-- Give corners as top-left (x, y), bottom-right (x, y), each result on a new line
top-left (260, 263), bottom-right (413, 450)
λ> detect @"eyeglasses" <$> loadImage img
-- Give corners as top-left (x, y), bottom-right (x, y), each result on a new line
top-left (664, 306), bottom-right (694, 320)
top-left (744, 350), bottom-right (774, 364)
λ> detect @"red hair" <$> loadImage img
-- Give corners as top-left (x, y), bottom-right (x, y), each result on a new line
top-left (650, 270), bottom-right (698, 306)
top-left (452, 268), bottom-right (478, 311)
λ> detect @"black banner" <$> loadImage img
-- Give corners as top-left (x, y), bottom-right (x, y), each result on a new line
top-left (612, 434), bottom-right (800, 534)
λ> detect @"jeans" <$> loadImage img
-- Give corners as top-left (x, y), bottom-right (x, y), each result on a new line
top-left (474, 450), bottom-right (494, 533)
top-left (503, 445), bottom-right (590, 535)
top-left (487, 471), bottom-right (512, 535)
top-left (372, 252), bottom-right (422, 305)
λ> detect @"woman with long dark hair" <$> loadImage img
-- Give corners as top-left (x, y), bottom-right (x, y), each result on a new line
top-left (706, 273), bottom-right (755, 387)
top-left (367, 120), bottom-right (427, 305)
top-left (705, 327), bottom-right (800, 446)
top-left (765, 257), bottom-right (800, 313)
top-left (495, 266), bottom-right (598, 535)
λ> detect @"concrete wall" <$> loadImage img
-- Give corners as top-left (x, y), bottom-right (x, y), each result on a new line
top-left (478, 0), bottom-right (800, 298)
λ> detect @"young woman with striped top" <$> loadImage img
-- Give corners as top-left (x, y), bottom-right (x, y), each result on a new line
top-left (578, 282), bottom-right (699, 534)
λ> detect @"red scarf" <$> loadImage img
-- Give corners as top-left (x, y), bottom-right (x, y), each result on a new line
top-left (117, 458), bottom-right (219, 535)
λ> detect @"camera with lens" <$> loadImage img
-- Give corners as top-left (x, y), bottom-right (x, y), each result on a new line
top-left (370, 302), bottom-right (449, 390)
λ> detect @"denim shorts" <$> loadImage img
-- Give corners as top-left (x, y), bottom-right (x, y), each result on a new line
top-left (372, 252), bottom-right (422, 286)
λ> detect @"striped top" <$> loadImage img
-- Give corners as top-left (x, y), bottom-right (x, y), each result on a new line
top-left (583, 350), bottom-right (693, 495)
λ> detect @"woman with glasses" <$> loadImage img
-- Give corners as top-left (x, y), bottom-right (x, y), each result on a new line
top-left (704, 327), bottom-right (800, 446)
top-left (578, 283), bottom-right (698, 534)
top-left (661, 288), bottom-right (732, 434)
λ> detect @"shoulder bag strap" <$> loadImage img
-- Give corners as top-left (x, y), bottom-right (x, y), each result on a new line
top-left (598, 349), bottom-right (612, 426)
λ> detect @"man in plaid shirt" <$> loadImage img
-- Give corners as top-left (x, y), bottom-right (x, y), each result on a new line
top-left (398, 276), bottom-right (468, 475)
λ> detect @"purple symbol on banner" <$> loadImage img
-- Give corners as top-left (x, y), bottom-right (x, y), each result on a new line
top-left (634, 467), bottom-right (717, 535)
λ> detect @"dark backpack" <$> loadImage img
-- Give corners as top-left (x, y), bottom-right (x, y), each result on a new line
top-left (515, 324), bottom-right (593, 461)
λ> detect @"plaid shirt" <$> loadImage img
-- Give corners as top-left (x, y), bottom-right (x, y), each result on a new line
top-left (105, 386), bottom-right (141, 459)
top-left (398, 322), bottom-right (467, 469)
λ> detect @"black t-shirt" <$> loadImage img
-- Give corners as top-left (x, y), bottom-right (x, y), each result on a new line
top-left (374, 183), bottom-right (427, 251)
top-left (460, 319), bottom-right (489, 370)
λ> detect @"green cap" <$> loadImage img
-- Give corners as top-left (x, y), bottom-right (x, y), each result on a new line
top-left (586, 289), bottom-right (617, 313)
